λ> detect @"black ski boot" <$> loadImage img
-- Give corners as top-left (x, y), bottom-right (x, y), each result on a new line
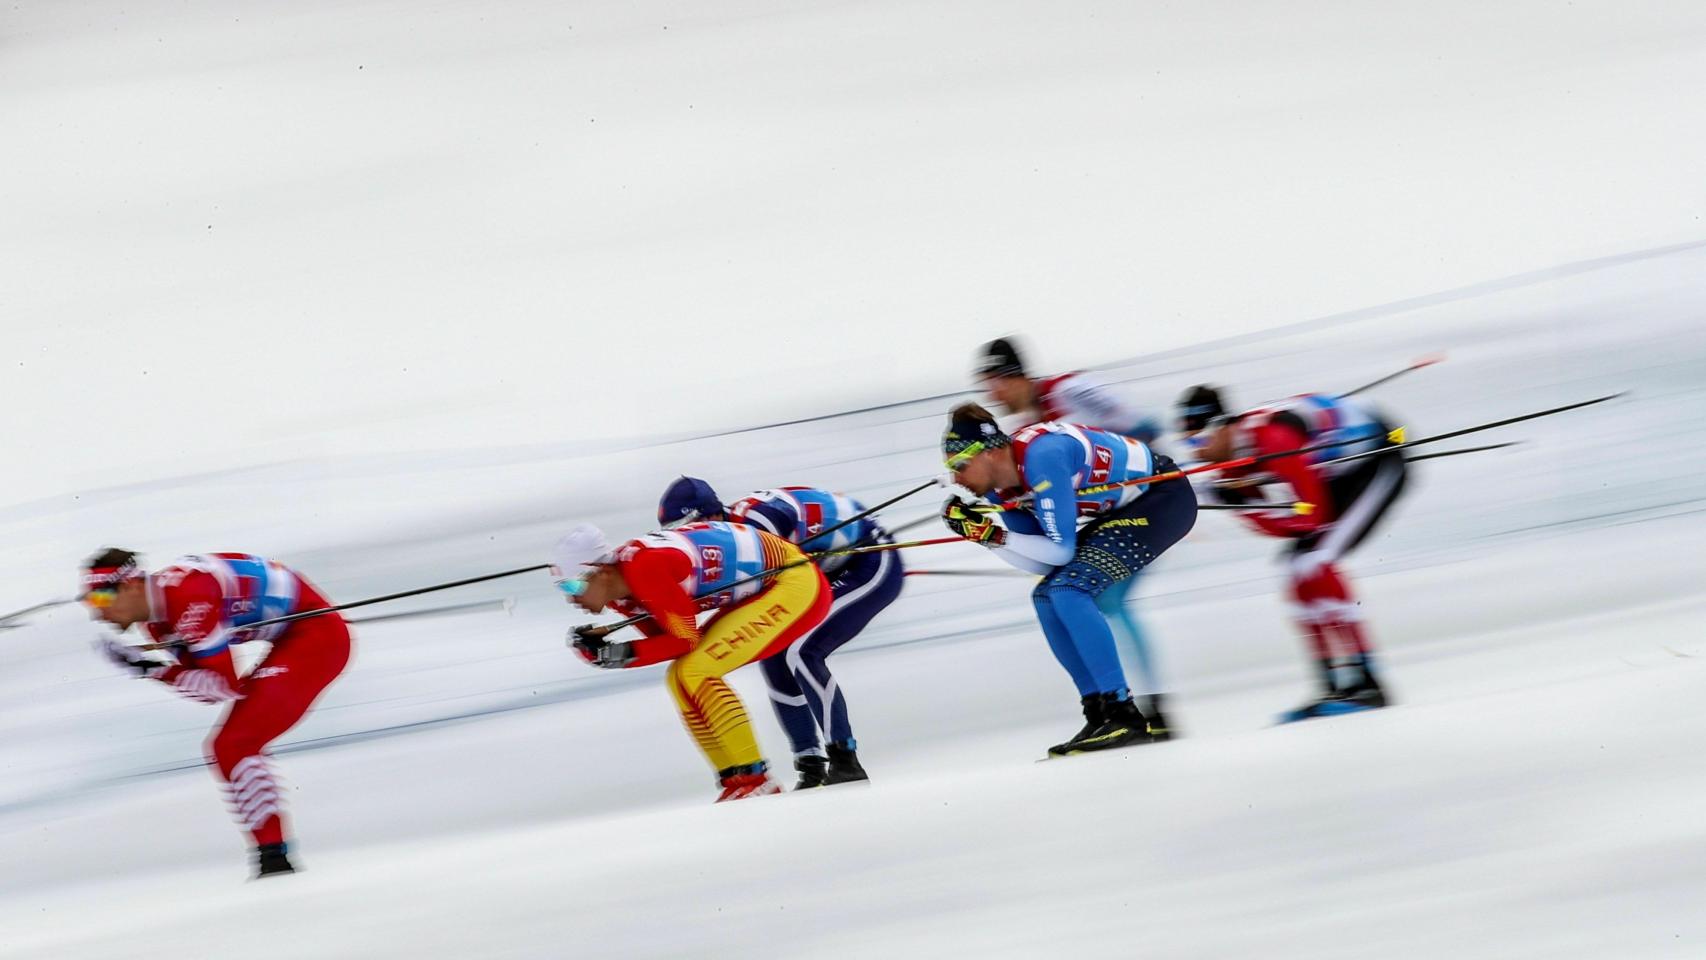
top-left (1062, 695), bottom-right (1154, 754)
top-left (254, 842), bottom-right (294, 879)
top-left (1142, 693), bottom-right (1175, 742)
top-left (1278, 668), bottom-right (1389, 723)
top-left (1341, 672), bottom-right (1388, 709)
top-left (824, 741), bottom-right (869, 785)
top-left (1048, 693), bottom-right (1111, 756)
top-left (793, 754), bottom-right (830, 790)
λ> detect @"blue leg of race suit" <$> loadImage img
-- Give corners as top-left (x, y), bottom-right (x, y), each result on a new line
top-left (1096, 569), bottom-right (1159, 696)
top-left (760, 656), bottom-right (822, 757)
top-left (762, 544), bottom-right (905, 754)
top-left (1035, 474), bottom-right (1199, 698)
top-left (1033, 592), bottom-right (1100, 696)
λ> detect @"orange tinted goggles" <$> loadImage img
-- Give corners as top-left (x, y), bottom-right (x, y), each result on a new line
top-left (80, 565), bottom-right (135, 608)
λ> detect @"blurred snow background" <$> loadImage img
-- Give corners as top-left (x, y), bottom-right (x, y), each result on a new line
top-left (2, 1), bottom-right (1704, 957)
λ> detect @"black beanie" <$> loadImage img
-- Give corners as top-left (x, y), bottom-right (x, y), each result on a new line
top-left (1175, 385), bottom-right (1227, 432)
top-left (976, 337), bottom-right (1027, 378)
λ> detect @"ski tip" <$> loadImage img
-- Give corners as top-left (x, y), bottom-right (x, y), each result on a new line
top-left (1414, 352), bottom-right (1446, 368)
top-left (1388, 426), bottom-right (1407, 443)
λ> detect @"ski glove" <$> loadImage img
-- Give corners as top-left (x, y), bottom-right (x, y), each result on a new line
top-left (94, 635), bottom-right (169, 679)
top-left (569, 626), bottom-right (635, 669)
top-left (941, 498), bottom-right (1006, 547)
top-left (164, 668), bottom-right (244, 704)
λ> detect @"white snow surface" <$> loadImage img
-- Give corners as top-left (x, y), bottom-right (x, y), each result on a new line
top-left (4, 1), bottom-right (1706, 958)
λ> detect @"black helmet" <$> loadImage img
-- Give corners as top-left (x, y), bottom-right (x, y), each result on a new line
top-left (975, 337), bottom-right (1027, 379)
top-left (1176, 385), bottom-right (1227, 433)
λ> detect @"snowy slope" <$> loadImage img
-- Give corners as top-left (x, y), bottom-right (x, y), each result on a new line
top-left (2, 243), bottom-right (1704, 958)
top-left (3, 0), bottom-right (1706, 957)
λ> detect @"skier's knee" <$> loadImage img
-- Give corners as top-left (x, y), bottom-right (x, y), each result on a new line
top-left (1034, 572), bottom-right (1098, 605)
top-left (758, 652), bottom-right (791, 686)
top-left (789, 641), bottom-right (828, 677)
top-left (206, 729), bottom-right (263, 775)
top-left (665, 657), bottom-right (694, 690)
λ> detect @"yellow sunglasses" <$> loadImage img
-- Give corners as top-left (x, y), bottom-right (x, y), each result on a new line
top-left (944, 440), bottom-right (987, 473)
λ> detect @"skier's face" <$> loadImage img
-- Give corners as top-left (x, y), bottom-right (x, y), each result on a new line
top-left (1198, 425), bottom-right (1234, 462)
top-left (980, 374), bottom-right (1033, 414)
top-left (566, 566), bottom-right (626, 614)
top-left (84, 578), bottom-right (148, 628)
top-left (953, 450), bottom-right (999, 494)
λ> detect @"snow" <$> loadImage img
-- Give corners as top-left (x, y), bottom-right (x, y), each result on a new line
top-left (4, 0), bottom-right (1705, 504)
top-left (3, 0), bottom-right (1706, 957)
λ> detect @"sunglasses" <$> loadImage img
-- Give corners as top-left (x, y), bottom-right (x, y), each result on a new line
top-left (944, 440), bottom-right (986, 473)
top-left (81, 586), bottom-right (119, 609)
top-left (557, 577), bottom-right (589, 598)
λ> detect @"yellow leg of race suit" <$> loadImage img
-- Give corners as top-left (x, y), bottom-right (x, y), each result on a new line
top-left (665, 562), bottom-right (831, 772)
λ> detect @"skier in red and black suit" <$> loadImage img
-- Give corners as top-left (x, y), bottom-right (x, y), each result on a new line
top-left (81, 548), bottom-right (352, 878)
top-left (1177, 385), bottom-right (1407, 722)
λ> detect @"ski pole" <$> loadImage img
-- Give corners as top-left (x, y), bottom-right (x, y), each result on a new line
top-left (1199, 501), bottom-right (1315, 514)
top-left (1403, 442), bottom-right (1519, 464)
top-left (906, 568), bottom-right (1036, 579)
top-left (587, 536), bottom-right (966, 637)
top-left (983, 392), bottom-right (1619, 513)
top-left (1335, 353), bottom-right (1445, 399)
top-left (346, 597), bottom-right (515, 626)
top-left (1314, 394), bottom-right (1620, 470)
top-left (223, 564), bottom-right (548, 634)
top-left (887, 511), bottom-right (946, 537)
top-left (828, 536), bottom-right (963, 556)
top-left (0, 597), bottom-right (71, 630)
top-left (806, 477), bottom-right (943, 546)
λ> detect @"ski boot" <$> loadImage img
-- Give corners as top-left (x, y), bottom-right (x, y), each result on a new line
top-left (1048, 693), bottom-right (1111, 756)
top-left (793, 754), bottom-right (830, 790)
top-left (716, 762), bottom-right (783, 802)
top-left (1142, 693), bottom-right (1175, 742)
top-left (1277, 675), bottom-right (1389, 724)
top-left (824, 741), bottom-right (869, 785)
top-left (1064, 695), bottom-right (1155, 754)
top-left (254, 842), bottom-right (295, 879)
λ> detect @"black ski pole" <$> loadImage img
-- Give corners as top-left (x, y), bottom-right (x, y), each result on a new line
top-left (1336, 354), bottom-right (1444, 399)
top-left (1404, 442), bottom-right (1519, 464)
top-left (588, 533), bottom-right (964, 637)
top-left (1315, 394), bottom-right (1621, 470)
top-left (1199, 501), bottom-right (1314, 513)
top-left (346, 597), bottom-right (514, 626)
top-left (806, 477), bottom-right (941, 546)
top-left (1005, 391), bottom-right (1620, 510)
top-left (226, 564), bottom-right (547, 633)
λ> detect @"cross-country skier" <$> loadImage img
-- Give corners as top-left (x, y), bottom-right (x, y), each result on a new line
top-left (551, 522), bottom-right (831, 800)
top-left (976, 336), bottom-right (1163, 444)
top-left (658, 478), bottom-right (902, 789)
top-left (938, 403), bottom-right (1198, 756)
top-left (81, 548), bottom-right (353, 878)
top-left (975, 336), bottom-right (1177, 737)
top-left (1176, 385), bottom-right (1406, 721)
